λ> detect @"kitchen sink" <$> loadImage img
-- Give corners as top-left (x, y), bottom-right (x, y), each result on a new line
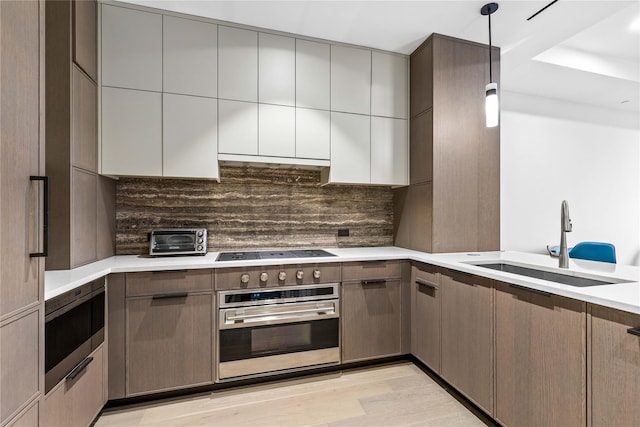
top-left (469, 262), bottom-right (627, 287)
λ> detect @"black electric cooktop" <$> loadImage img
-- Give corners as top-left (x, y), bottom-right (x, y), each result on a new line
top-left (216, 249), bottom-right (337, 262)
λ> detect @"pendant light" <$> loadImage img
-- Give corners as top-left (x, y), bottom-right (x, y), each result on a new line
top-left (481, 2), bottom-right (499, 128)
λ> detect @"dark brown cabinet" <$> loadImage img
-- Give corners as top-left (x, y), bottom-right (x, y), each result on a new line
top-left (46, 0), bottom-right (115, 270)
top-left (590, 305), bottom-right (640, 427)
top-left (495, 281), bottom-right (586, 427)
top-left (411, 263), bottom-right (440, 373)
top-left (395, 34), bottom-right (500, 253)
top-left (341, 262), bottom-right (404, 363)
top-left (0, 1), bottom-right (45, 424)
top-left (440, 269), bottom-right (493, 415)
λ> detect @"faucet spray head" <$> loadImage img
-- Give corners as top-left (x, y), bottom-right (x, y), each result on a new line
top-left (561, 200), bottom-right (572, 232)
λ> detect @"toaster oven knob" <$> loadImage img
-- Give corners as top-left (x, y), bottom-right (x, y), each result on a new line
top-left (240, 273), bottom-right (250, 284)
top-left (278, 271), bottom-right (287, 281)
top-left (260, 272), bottom-right (269, 283)
top-left (197, 245), bottom-right (203, 251)
top-left (296, 270), bottom-right (304, 280)
top-left (197, 230), bottom-right (204, 237)
top-left (198, 238), bottom-right (203, 244)
top-left (313, 269), bottom-right (321, 279)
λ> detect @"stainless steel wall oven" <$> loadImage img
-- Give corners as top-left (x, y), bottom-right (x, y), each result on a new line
top-left (217, 283), bottom-right (340, 380)
top-left (45, 279), bottom-right (104, 393)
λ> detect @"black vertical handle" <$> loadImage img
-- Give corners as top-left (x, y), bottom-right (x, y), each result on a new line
top-left (29, 176), bottom-right (49, 257)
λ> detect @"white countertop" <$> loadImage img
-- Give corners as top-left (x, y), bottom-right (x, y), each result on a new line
top-left (45, 247), bottom-right (640, 314)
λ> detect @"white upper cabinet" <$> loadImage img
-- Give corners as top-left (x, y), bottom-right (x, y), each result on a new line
top-left (296, 40), bottom-right (330, 110)
top-left (218, 26), bottom-right (257, 102)
top-left (101, 87), bottom-right (162, 176)
top-left (331, 45), bottom-right (371, 115)
top-left (371, 117), bottom-right (408, 186)
top-left (330, 112), bottom-right (371, 184)
top-left (101, 5), bottom-right (162, 91)
top-left (259, 104), bottom-right (295, 157)
top-left (218, 100), bottom-right (258, 155)
top-left (163, 94), bottom-right (218, 179)
top-left (259, 33), bottom-right (295, 106)
top-left (371, 52), bottom-right (408, 119)
top-left (163, 16), bottom-right (217, 98)
top-left (296, 108), bottom-right (330, 160)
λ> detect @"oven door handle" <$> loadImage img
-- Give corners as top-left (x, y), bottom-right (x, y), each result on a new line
top-left (226, 305), bottom-right (335, 323)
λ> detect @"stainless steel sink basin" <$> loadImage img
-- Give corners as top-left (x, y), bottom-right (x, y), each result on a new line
top-left (470, 262), bottom-right (625, 287)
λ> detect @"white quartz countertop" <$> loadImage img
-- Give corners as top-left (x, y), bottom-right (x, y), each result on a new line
top-left (44, 247), bottom-right (640, 314)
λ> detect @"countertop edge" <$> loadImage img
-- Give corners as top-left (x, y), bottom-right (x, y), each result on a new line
top-left (44, 248), bottom-right (640, 315)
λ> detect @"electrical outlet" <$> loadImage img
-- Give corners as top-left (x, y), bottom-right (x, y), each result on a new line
top-left (338, 228), bottom-right (350, 237)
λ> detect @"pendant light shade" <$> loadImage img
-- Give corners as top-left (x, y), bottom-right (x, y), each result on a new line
top-left (485, 82), bottom-right (499, 127)
top-left (481, 3), bottom-right (499, 128)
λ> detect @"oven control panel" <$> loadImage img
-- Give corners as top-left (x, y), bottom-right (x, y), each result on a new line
top-left (214, 263), bottom-right (341, 290)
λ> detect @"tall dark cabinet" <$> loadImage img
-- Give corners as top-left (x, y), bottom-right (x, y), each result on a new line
top-left (46, 0), bottom-right (116, 270)
top-left (394, 34), bottom-right (500, 253)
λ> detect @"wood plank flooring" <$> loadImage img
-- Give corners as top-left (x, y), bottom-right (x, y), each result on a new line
top-left (96, 362), bottom-right (489, 426)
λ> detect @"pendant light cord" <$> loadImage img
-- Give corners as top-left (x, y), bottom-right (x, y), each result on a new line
top-left (488, 11), bottom-right (493, 83)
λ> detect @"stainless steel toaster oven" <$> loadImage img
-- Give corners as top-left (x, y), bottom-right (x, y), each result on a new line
top-left (149, 229), bottom-right (207, 256)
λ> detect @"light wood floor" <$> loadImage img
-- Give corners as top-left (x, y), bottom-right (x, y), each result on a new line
top-left (96, 362), bottom-right (488, 426)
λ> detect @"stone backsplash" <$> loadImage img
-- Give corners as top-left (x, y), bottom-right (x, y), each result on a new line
top-left (116, 167), bottom-right (394, 255)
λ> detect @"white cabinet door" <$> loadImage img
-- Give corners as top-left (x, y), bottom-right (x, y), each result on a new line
top-left (218, 26), bottom-right (257, 102)
top-left (259, 33), bottom-right (294, 106)
top-left (371, 52), bottom-right (408, 119)
top-left (296, 108), bottom-right (330, 160)
top-left (163, 94), bottom-right (218, 179)
top-left (101, 87), bottom-right (162, 176)
top-left (330, 112), bottom-right (370, 184)
top-left (259, 104), bottom-right (295, 157)
top-left (296, 39), bottom-right (330, 110)
top-left (163, 16), bottom-right (217, 97)
top-left (331, 46), bottom-right (371, 115)
top-left (101, 4), bottom-right (162, 92)
top-left (218, 100), bottom-right (258, 155)
top-left (371, 117), bottom-right (408, 186)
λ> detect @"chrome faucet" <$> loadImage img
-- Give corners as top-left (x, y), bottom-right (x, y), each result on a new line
top-left (559, 200), bottom-right (572, 268)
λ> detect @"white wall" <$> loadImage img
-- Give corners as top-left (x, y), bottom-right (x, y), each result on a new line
top-left (501, 91), bottom-right (640, 266)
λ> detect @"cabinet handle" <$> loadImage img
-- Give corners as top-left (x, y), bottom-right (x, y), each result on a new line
top-left (509, 283), bottom-right (551, 297)
top-left (361, 279), bottom-right (386, 285)
top-left (152, 269), bottom-right (188, 274)
top-left (65, 356), bottom-right (93, 381)
top-left (152, 292), bottom-right (188, 300)
top-left (447, 268), bottom-right (472, 277)
top-left (29, 176), bottom-right (49, 257)
top-left (627, 327), bottom-right (640, 337)
top-left (416, 279), bottom-right (438, 290)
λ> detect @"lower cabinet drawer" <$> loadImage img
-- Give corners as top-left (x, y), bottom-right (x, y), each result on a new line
top-left (43, 345), bottom-right (105, 427)
top-left (125, 293), bottom-right (213, 396)
top-left (125, 269), bottom-right (213, 297)
top-left (341, 279), bottom-right (402, 363)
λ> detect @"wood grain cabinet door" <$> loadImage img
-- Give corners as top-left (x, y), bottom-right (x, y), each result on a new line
top-left (440, 270), bottom-right (493, 415)
top-left (126, 293), bottom-right (213, 396)
top-left (341, 279), bottom-right (401, 363)
top-left (411, 264), bottom-right (440, 373)
top-left (590, 305), bottom-right (640, 427)
top-left (495, 281), bottom-right (586, 427)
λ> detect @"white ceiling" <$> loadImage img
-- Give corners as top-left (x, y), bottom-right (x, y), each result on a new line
top-left (114, 0), bottom-right (640, 114)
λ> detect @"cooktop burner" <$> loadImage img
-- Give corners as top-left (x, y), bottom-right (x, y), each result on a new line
top-left (216, 249), bottom-right (336, 262)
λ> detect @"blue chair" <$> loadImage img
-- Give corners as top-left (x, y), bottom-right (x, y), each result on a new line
top-left (547, 242), bottom-right (617, 264)
top-left (569, 242), bottom-right (616, 264)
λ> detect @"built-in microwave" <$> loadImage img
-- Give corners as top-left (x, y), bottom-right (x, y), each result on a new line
top-left (149, 229), bottom-right (207, 256)
top-left (44, 278), bottom-right (104, 393)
